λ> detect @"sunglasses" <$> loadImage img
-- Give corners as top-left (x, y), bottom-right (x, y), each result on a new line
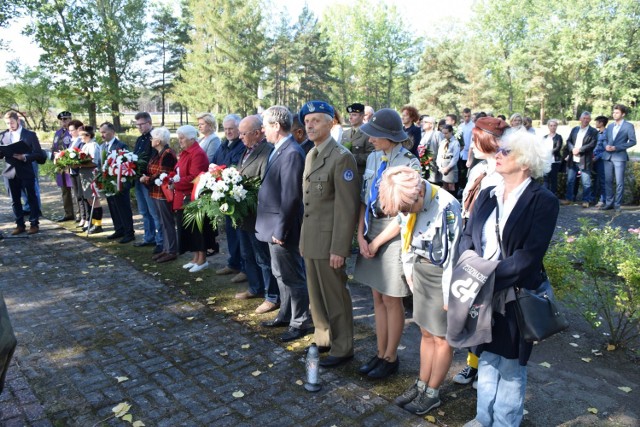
top-left (496, 147), bottom-right (512, 156)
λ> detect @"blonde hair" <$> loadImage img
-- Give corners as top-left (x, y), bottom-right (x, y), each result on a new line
top-left (197, 113), bottom-right (218, 132)
top-left (501, 132), bottom-right (552, 178)
top-left (378, 166), bottom-right (423, 215)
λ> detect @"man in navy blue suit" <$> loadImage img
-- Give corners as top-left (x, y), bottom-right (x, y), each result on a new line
top-left (100, 122), bottom-right (135, 243)
top-left (255, 105), bottom-right (312, 342)
top-left (1, 111), bottom-right (46, 235)
top-left (600, 104), bottom-right (637, 211)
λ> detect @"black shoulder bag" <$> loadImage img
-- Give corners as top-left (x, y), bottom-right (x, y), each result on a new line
top-left (495, 203), bottom-right (569, 342)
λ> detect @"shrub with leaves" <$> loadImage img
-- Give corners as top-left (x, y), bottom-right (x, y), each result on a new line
top-left (544, 219), bottom-right (640, 348)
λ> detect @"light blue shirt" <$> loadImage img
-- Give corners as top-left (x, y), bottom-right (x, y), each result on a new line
top-left (460, 120), bottom-right (475, 160)
top-left (268, 134), bottom-right (291, 162)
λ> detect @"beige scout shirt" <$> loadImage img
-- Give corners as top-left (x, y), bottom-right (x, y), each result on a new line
top-left (301, 137), bottom-right (361, 259)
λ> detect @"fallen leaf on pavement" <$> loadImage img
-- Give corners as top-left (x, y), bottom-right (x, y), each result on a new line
top-left (581, 358), bottom-right (592, 363)
top-left (539, 362), bottom-right (551, 368)
top-left (569, 343), bottom-right (579, 347)
top-left (425, 415), bottom-right (436, 423)
top-left (132, 422), bottom-right (145, 427)
top-left (572, 334), bottom-right (580, 339)
top-left (112, 402), bottom-right (131, 418)
top-left (618, 386), bottom-right (632, 393)
top-left (232, 391), bottom-right (244, 398)
top-left (587, 407), bottom-right (598, 414)
top-left (116, 376), bottom-right (129, 383)
top-left (123, 414), bottom-right (133, 422)
top-left (252, 370), bottom-right (262, 377)
top-left (241, 344), bottom-right (250, 349)
top-left (607, 344), bottom-right (616, 351)
top-left (296, 380), bottom-right (303, 385)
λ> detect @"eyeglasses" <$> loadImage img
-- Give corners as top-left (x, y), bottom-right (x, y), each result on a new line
top-left (135, 122), bottom-right (150, 127)
top-left (496, 147), bottom-right (511, 156)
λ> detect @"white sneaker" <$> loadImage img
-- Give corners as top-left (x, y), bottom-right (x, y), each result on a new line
top-left (183, 262), bottom-right (195, 269)
top-left (189, 261), bottom-right (209, 273)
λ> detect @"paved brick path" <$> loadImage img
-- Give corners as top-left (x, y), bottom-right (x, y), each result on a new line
top-left (0, 196), bottom-right (429, 426)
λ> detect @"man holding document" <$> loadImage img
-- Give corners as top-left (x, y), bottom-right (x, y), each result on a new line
top-left (0, 111), bottom-right (46, 235)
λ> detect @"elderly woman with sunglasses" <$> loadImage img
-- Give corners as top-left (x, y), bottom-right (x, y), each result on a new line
top-left (461, 132), bottom-right (558, 427)
top-left (377, 166), bottom-right (462, 415)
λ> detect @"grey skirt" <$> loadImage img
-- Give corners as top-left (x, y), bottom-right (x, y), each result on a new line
top-left (412, 259), bottom-right (447, 336)
top-left (441, 165), bottom-right (458, 184)
top-left (353, 216), bottom-right (410, 297)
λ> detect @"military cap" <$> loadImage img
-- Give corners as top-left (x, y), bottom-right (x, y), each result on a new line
top-left (346, 103), bottom-right (365, 114)
top-left (57, 111), bottom-right (72, 120)
top-left (298, 100), bottom-right (334, 123)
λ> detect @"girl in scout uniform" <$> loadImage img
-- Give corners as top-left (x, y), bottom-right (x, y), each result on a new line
top-left (353, 108), bottom-right (420, 380)
top-left (377, 166), bottom-right (462, 415)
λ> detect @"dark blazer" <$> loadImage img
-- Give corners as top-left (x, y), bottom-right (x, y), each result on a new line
top-left (0, 128), bottom-right (45, 179)
top-left (212, 138), bottom-right (244, 167)
top-left (255, 135), bottom-right (305, 245)
top-left (459, 180), bottom-right (559, 364)
top-left (563, 125), bottom-right (598, 170)
top-left (603, 120), bottom-right (637, 161)
top-left (238, 140), bottom-right (272, 232)
top-left (103, 138), bottom-right (129, 154)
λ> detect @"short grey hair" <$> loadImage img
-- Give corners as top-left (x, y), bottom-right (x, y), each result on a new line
top-left (364, 106), bottom-right (374, 114)
top-left (242, 114), bottom-right (263, 130)
top-left (176, 125), bottom-right (198, 141)
top-left (424, 116), bottom-right (436, 124)
top-left (197, 113), bottom-right (218, 132)
top-left (150, 127), bottom-right (171, 145)
top-left (509, 113), bottom-right (523, 122)
top-left (580, 111), bottom-right (591, 119)
top-left (223, 114), bottom-right (241, 127)
top-left (501, 131), bottom-right (551, 179)
top-left (264, 106), bottom-right (293, 132)
top-left (547, 118), bottom-right (559, 127)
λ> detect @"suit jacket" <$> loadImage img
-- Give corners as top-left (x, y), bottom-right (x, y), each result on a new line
top-left (238, 140), bottom-right (272, 232)
top-left (300, 138), bottom-right (360, 259)
top-left (563, 125), bottom-right (598, 169)
top-left (212, 138), bottom-right (244, 167)
top-left (603, 120), bottom-right (637, 161)
top-left (459, 180), bottom-right (559, 364)
top-left (0, 128), bottom-right (45, 180)
top-left (255, 136), bottom-right (305, 245)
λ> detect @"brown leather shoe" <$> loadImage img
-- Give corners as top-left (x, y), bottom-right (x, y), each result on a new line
top-left (27, 225), bottom-right (39, 235)
top-left (255, 301), bottom-right (280, 314)
top-left (230, 272), bottom-right (248, 283)
top-left (11, 226), bottom-right (26, 235)
top-left (215, 266), bottom-right (239, 275)
top-left (157, 253), bottom-right (177, 263)
top-left (152, 251), bottom-right (167, 261)
top-left (235, 290), bottom-right (259, 300)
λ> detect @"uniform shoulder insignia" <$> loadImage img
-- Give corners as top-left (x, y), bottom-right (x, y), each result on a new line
top-left (336, 145), bottom-right (349, 155)
top-left (404, 152), bottom-right (415, 158)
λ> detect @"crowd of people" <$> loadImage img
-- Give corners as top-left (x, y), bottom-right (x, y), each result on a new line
top-left (0, 101), bottom-right (636, 425)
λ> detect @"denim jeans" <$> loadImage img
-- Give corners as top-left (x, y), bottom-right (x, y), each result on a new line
top-left (134, 180), bottom-right (163, 245)
top-left (22, 162), bottom-right (42, 212)
top-left (475, 351), bottom-right (527, 427)
top-left (543, 162), bottom-right (560, 197)
top-left (593, 159), bottom-right (606, 203)
top-left (224, 216), bottom-right (244, 271)
top-left (565, 164), bottom-right (593, 202)
top-left (235, 227), bottom-right (281, 304)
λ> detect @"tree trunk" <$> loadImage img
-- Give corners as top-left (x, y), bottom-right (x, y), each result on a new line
top-left (88, 100), bottom-right (97, 128)
top-left (111, 100), bottom-right (121, 131)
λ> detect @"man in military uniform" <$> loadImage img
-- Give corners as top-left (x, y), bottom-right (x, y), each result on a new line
top-left (52, 111), bottom-right (75, 221)
top-left (341, 103), bottom-right (374, 179)
top-left (300, 101), bottom-right (361, 367)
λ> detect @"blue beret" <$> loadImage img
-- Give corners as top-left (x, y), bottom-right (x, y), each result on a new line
top-left (298, 100), bottom-right (334, 123)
